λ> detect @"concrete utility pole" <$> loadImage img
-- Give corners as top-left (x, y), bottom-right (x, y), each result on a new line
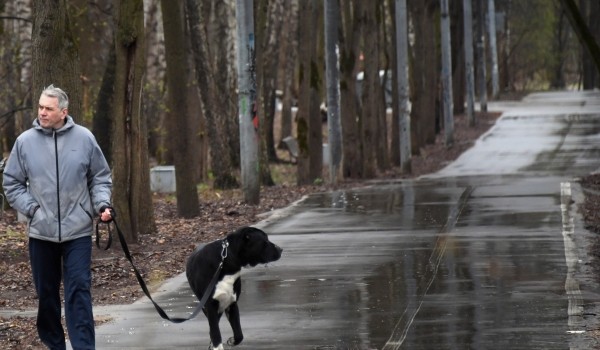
top-left (463, 0), bottom-right (476, 126)
top-left (440, 0), bottom-right (454, 146)
top-left (395, 0), bottom-right (411, 173)
top-left (476, 0), bottom-right (488, 112)
top-left (488, 0), bottom-right (499, 98)
top-left (324, 0), bottom-right (342, 185)
top-left (236, 0), bottom-right (260, 204)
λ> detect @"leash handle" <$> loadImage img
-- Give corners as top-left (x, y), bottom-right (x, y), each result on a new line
top-left (96, 218), bottom-right (225, 323)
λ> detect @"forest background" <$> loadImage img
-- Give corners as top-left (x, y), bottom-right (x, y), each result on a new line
top-left (0, 0), bottom-right (598, 244)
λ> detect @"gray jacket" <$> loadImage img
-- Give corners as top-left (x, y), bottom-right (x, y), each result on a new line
top-left (2, 116), bottom-right (112, 242)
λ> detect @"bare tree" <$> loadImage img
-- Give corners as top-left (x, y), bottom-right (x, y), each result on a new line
top-left (463, 0), bottom-right (476, 126)
top-left (186, 0), bottom-right (238, 190)
top-left (212, 0), bottom-right (240, 169)
top-left (277, 0), bottom-right (298, 148)
top-left (161, 0), bottom-right (200, 217)
top-left (579, 0), bottom-right (600, 89)
top-left (560, 0), bottom-right (600, 76)
top-left (475, 0), bottom-right (487, 112)
top-left (296, 0), bottom-right (322, 185)
top-left (0, 1), bottom-right (32, 156)
top-left (361, 1), bottom-right (380, 178)
top-left (339, 0), bottom-right (363, 178)
top-left (256, 0), bottom-right (283, 185)
top-left (324, 0), bottom-right (342, 184)
top-left (440, 0), bottom-right (454, 146)
top-left (112, 0), bottom-right (156, 241)
top-left (395, 0), bottom-right (412, 173)
top-left (409, 0), bottom-right (438, 152)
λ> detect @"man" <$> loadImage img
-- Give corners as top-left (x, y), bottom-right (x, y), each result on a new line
top-left (3, 84), bottom-right (113, 349)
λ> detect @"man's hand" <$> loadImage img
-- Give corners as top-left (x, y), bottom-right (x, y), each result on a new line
top-left (100, 207), bottom-right (113, 222)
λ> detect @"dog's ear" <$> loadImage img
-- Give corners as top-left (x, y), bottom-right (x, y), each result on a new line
top-left (239, 226), bottom-right (264, 240)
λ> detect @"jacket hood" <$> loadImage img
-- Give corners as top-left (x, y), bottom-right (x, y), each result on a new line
top-left (32, 115), bottom-right (75, 134)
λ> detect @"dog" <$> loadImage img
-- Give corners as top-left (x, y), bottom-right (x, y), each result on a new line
top-left (186, 226), bottom-right (282, 350)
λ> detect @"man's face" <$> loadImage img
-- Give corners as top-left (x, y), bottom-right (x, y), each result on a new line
top-left (38, 95), bottom-right (67, 129)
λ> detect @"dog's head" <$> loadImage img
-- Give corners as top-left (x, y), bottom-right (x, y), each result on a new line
top-left (230, 226), bottom-right (282, 267)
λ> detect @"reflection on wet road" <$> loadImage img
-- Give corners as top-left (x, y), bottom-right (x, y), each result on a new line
top-left (258, 176), bottom-right (586, 349)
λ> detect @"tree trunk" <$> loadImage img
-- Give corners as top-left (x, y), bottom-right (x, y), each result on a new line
top-left (186, 0), bottom-right (239, 190)
top-left (339, 0), bottom-right (363, 179)
top-left (31, 0), bottom-right (82, 117)
top-left (361, 1), bottom-right (379, 178)
top-left (308, 4), bottom-right (323, 184)
top-left (440, 0), bottom-right (454, 146)
top-left (161, 0), bottom-right (200, 217)
top-left (451, 0), bottom-right (465, 115)
top-left (324, 0), bottom-right (342, 184)
top-left (475, 0), bottom-right (488, 112)
top-left (211, 0), bottom-right (240, 169)
top-left (236, 0), bottom-right (260, 204)
top-left (296, 0), bottom-right (321, 185)
top-left (278, 0), bottom-right (298, 148)
top-left (93, 43), bottom-right (115, 165)
top-left (580, 0), bottom-right (600, 89)
top-left (395, 0), bottom-right (412, 173)
top-left (487, 0), bottom-right (499, 97)
top-left (256, 0), bottom-right (283, 185)
top-left (463, 0), bottom-right (476, 126)
top-left (560, 0), bottom-right (600, 77)
top-left (112, 0), bottom-right (156, 241)
top-left (409, 0), bottom-right (438, 153)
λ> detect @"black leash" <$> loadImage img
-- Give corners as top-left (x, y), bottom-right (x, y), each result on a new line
top-left (95, 218), bottom-right (227, 323)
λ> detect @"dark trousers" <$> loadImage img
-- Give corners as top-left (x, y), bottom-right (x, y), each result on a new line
top-left (29, 236), bottom-right (95, 350)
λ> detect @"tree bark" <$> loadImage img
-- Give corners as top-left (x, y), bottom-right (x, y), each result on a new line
top-left (361, 1), bottom-right (380, 178)
top-left (409, 0), bottom-right (438, 153)
top-left (112, 0), bottom-right (156, 241)
top-left (236, 0), bottom-right (260, 204)
top-left (31, 0), bottom-right (82, 117)
top-left (324, 0), bottom-right (343, 184)
top-left (255, 0), bottom-right (283, 185)
top-left (186, 0), bottom-right (239, 190)
top-left (278, 0), bottom-right (298, 149)
top-left (339, 0), bottom-right (363, 179)
top-left (161, 0), bottom-right (200, 217)
top-left (296, 0), bottom-right (322, 185)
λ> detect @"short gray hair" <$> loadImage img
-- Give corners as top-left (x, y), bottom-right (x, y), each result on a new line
top-left (41, 84), bottom-right (69, 110)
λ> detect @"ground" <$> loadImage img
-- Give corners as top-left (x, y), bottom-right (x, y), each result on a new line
top-left (2, 110), bottom-right (567, 349)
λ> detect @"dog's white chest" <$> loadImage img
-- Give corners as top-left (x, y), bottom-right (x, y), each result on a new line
top-left (212, 272), bottom-right (241, 313)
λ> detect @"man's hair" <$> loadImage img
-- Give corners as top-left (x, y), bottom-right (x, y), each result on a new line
top-left (42, 84), bottom-right (69, 110)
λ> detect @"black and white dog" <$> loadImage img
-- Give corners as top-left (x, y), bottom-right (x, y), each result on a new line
top-left (186, 226), bottom-right (282, 350)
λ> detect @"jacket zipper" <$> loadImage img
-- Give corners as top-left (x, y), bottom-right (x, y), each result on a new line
top-left (53, 129), bottom-right (61, 242)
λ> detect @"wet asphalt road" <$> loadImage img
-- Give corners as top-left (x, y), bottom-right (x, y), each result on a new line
top-left (89, 91), bottom-right (600, 349)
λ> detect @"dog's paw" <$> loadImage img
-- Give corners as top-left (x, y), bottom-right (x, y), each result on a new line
top-left (227, 336), bottom-right (242, 346)
top-left (208, 343), bottom-right (225, 350)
